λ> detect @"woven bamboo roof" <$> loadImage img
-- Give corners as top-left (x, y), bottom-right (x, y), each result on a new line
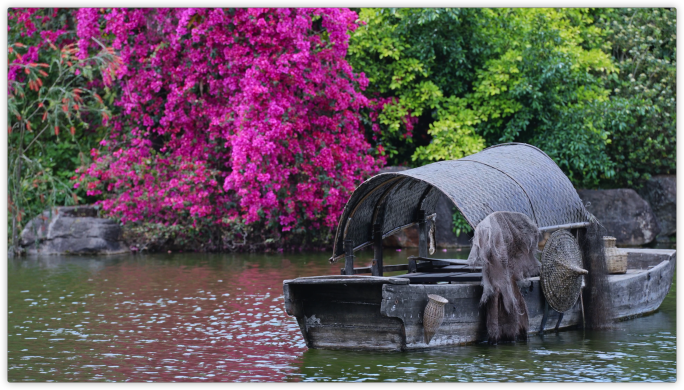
top-left (330, 143), bottom-right (591, 261)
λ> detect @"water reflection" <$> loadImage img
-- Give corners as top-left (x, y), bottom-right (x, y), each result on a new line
top-left (291, 313), bottom-right (676, 382)
top-left (7, 249), bottom-right (675, 382)
top-left (9, 253), bottom-right (327, 382)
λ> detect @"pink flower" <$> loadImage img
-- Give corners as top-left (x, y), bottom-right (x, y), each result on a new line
top-left (78, 8), bottom-right (386, 237)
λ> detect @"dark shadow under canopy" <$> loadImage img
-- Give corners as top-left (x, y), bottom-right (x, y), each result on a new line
top-left (331, 143), bottom-right (591, 262)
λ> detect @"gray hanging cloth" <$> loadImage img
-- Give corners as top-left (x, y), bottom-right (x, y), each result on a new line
top-left (467, 211), bottom-right (541, 344)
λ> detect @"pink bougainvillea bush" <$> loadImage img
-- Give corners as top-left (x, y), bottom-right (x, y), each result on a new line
top-left (75, 8), bottom-right (384, 250)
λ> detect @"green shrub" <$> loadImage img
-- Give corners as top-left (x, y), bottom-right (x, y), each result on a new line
top-left (596, 8), bottom-right (676, 188)
top-left (452, 210), bottom-right (473, 237)
top-left (350, 9), bottom-right (619, 189)
top-left (348, 8), bottom-right (487, 166)
top-left (8, 9), bottom-right (118, 253)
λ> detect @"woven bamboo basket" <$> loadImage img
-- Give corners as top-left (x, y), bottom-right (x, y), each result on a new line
top-left (423, 294), bottom-right (448, 344)
top-left (604, 236), bottom-right (627, 274)
top-left (541, 230), bottom-right (588, 312)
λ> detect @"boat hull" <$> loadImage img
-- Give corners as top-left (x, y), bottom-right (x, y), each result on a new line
top-left (283, 248), bottom-right (675, 351)
top-left (283, 277), bottom-right (407, 350)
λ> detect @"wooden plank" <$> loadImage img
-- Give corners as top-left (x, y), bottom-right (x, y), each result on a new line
top-left (538, 221), bottom-right (591, 233)
top-left (609, 252), bottom-right (675, 318)
top-left (396, 272), bottom-right (483, 283)
top-left (287, 282), bottom-right (406, 350)
top-left (385, 264), bottom-right (408, 272)
top-left (347, 262), bottom-right (480, 275)
top-left (380, 282), bottom-right (487, 347)
top-left (625, 248), bottom-right (676, 270)
top-left (344, 263), bottom-right (408, 275)
top-left (408, 257), bottom-right (417, 273)
top-left (408, 256), bottom-right (470, 266)
top-left (285, 275), bottom-right (409, 285)
top-left (344, 239), bottom-right (354, 275)
top-left (414, 263), bottom-right (481, 273)
top-left (416, 259), bottom-right (456, 267)
top-left (418, 210), bottom-right (428, 258)
top-left (373, 223), bottom-right (383, 276)
top-left (371, 260), bottom-right (379, 276)
top-left (438, 265), bottom-right (481, 272)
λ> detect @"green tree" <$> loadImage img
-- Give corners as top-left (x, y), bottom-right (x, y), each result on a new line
top-left (350, 8), bottom-right (618, 188)
top-left (596, 8), bottom-right (676, 188)
top-left (348, 8), bottom-right (487, 166)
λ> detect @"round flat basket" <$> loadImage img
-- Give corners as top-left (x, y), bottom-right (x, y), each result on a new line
top-left (540, 230), bottom-right (588, 313)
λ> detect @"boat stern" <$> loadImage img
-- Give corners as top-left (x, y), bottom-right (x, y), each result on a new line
top-left (283, 275), bottom-right (409, 351)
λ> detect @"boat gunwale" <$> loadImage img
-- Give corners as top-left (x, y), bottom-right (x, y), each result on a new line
top-left (287, 248), bottom-right (676, 287)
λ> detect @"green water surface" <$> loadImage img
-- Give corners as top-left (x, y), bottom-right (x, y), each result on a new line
top-left (7, 248), bottom-right (676, 382)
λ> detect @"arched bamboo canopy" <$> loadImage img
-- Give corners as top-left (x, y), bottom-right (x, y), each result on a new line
top-left (330, 143), bottom-right (591, 262)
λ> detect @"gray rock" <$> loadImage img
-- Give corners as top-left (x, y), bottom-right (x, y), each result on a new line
top-left (638, 175), bottom-right (676, 238)
top-left (20, 205), bottom-right (128, 255)
top-left (20, 209), bottom-right (53, 248)
top-left (577, 189), bottom-right (660, 246)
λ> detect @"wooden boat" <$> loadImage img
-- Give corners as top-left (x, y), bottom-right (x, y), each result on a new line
top-left (282, 143), bottom-right (676, 351)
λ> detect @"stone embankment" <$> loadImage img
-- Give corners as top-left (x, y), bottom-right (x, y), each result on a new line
top-left (577, 175), bottom-right (675, 246)
top-left (638, 175), bottom-right (676, 241)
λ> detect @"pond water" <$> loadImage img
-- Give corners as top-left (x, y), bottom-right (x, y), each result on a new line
top-left (7, 248), bottom-right (676, 382)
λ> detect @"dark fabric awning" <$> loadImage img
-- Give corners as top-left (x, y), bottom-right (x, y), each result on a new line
top-left (330, 143), bottom-right (590, 261)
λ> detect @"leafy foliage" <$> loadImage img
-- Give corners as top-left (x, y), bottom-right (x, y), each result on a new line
top-left (76, 8), bottom-right (382, 247)
top-left (8, 8), bottom-right (119, 252)
top-left (451, 209), bottom-right (473, 237)
top-left (596, 8), bottom-right (676, 188)
top-left (348, 8), bottom-right (487, 166)
top-left (350, 8), bottom-right (619, 188)
top-left (466, 9), bottom-right (618, 188)
top-left (9, 8), bottom-right (675, 254)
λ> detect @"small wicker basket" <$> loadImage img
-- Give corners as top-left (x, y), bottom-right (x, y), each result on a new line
top-left (423, 294), bottom-right (448, 344)
top-left (604, 236), bottom-right (627, 274)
